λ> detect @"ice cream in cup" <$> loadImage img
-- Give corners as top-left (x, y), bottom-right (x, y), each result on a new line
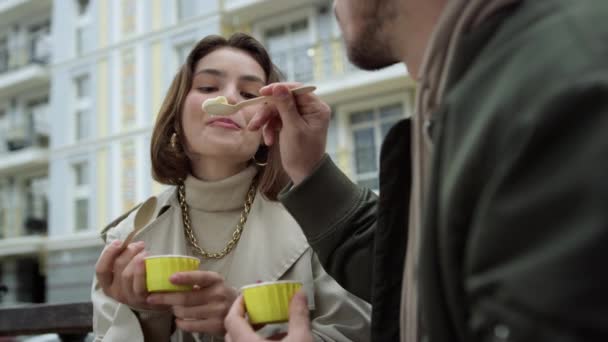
top-left (240, 281), bottom-right (303, 325)
top-left (144, 255), bottom-right (200, 292)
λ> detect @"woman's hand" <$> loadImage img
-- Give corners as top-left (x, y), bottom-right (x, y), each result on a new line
top-left (95, 240), bottom-right (168, 312)
top-left (146, 270), bottom-right (238, 336)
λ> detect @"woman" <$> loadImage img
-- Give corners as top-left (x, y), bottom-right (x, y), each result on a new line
top-left (91, 33), bottom-right (371, 342)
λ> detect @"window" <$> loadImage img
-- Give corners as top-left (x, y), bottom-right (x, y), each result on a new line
top-left (76, 0), bottom-right (90, 16)
top-left (0, 36), bottom-right (9, 72)
top-left (75, 110), bottom-right (89, 140)
top-left (75, 75), bottom-right (90, 98)
top-left (177, 0), bottom-right (198, 21)
top-left (28, 22), bottom-right (51, 64)
top-left (264, 18), bottom-right (313, 82)
top-left (24, 176), bottom-right (48, 235)
top-left (74, 198), bottom-right (89, 231)
top-left (73, 162), bottom-right (89, 186)
top-left (73, 75), bottom-right (91, 141)
top-left (75, 0), bottom-right (92, 55)
top-left (0, 183), bottom-right (7, 238)
top-left (350, 103), bottom-right (405, 191)
top-left (0, 108), bottom-right (6, 150)
top-left (175, 42), bottom-right (194, 66)
top-left (72, 162), bottom-right (90, 231)
top-left (27, 99), bottom-right (49, 147)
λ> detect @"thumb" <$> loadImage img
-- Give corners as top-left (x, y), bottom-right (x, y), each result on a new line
top-left (286, 291), bottom-right (311, 339)
top-left (272, 85), bottom-right (303, 128)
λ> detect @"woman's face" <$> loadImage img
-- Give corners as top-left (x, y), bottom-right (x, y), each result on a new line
top-left (181, 47), bottom-right (266, 164)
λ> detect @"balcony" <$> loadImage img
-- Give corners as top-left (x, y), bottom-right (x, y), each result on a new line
top-left (0, 34), bottom-right (51, 95)
top-left (268, 38), bottom-right (409, 101)
top-left (0, 118), bottom-right (50, 175)
top-left (222, 0), bottom-right (314, 23)
top-left (270, 38), bottom-right (358, 84)
top-left (0, 0), bottom-right (51, 23)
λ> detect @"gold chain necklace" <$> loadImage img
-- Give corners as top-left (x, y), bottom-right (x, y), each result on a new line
top-left (177, 177), bottom-right (257, 259)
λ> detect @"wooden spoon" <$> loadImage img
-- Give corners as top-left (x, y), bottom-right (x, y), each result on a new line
top-left (120, 196), bottom-right (157, 249)
top-left (202, 85), bottom-right (317, 116)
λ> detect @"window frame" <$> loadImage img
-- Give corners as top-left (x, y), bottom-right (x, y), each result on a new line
top-left (337, 92), bottom-right (412, 191)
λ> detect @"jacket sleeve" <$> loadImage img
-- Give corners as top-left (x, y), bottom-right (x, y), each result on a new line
top-left (309, 253), bottom-right (371, 342)
top-left (466, 79), bottom-right (608, 341)
top-left (92, 219), bottom-right (174, 342)
top-left (279, 155), bottom-right (378, 302)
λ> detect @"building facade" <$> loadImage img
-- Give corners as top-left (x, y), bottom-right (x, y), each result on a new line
top-left (0, 0), bottom-right (52, 306)
top-left (1, 0), bottom-right (414, 306)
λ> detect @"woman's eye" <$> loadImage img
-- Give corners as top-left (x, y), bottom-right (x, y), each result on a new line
top-left (198, 87), bottom-right (217, 93)
top-left (242, 92), bottom-right (258, 99)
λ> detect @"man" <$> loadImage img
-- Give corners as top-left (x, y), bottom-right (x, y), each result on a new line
top-left (226, 0), bottom-right (608, 341)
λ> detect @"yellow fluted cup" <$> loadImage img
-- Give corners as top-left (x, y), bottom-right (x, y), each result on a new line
top-left (241, 281), bottom-right (303, 324)
top-left (145, 255), bottom-right (200, 292)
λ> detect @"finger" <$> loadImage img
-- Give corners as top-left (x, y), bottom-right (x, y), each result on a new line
top-left (272, 85), bottom-right (304, 128)
top-left (175, 317), bottom-right (225, 335)
top-left (114, 241), bottom-right (146, 273)
top-left (287, 291), bottom-right (311, 338)
top-left (120, 250), bottom-right (143, 300)
top-left (262, 118), bottom-right (281, 146)
top-left (224, 296), bottom-right (259, 341)
top-left (133, 251), bottom-right (148, 298)
top-left (95, 240), bottom-right (125, 289)
top-left (170, 271), bottom-right (222, 288)
top-left (248, 108), bottom-right (277, 131)
top-left (260, 82), bottom-right (303, 96)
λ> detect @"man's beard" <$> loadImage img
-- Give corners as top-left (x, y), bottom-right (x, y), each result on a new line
top-left (345, 14), bottom-right (400, 70)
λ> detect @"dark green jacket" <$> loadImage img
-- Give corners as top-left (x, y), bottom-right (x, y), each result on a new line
top-left (282, 0), bottom-right (608, 341)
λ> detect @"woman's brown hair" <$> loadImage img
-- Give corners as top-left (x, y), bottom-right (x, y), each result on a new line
top-left (150, 33), bottom-right (288, 200)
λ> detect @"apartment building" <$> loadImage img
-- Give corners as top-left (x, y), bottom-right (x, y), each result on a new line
top-left (0, 0), bottom-right (52, 306)
top-left (0, 0), bottom-right (415, 305)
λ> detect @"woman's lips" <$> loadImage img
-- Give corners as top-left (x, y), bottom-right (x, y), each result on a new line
top-left (208, 117), bottom-right (241, 130)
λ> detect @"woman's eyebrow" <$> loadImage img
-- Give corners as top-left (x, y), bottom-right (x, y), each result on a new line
top-left (195, 68), bottom-right (264, 84)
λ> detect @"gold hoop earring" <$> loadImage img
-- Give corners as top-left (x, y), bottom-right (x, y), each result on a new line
top-left (170, 132), bottom-right (178, 150)
top-left (253, 145), bottom-right (268, 167)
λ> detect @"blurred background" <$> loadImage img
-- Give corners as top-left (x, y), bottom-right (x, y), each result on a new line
top-left (0, 0), bottom-right (413, 310)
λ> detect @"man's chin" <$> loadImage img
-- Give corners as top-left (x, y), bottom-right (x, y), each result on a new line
top-left (348, 49), bottom-right (400, 71)
top-left (346, 43), bottom-right (399, 71)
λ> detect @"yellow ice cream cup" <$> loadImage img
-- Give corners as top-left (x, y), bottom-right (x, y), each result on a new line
top-left (145, 255), bottom-right (200, 292)
top-left (241, 281), bottom-right (303, 325)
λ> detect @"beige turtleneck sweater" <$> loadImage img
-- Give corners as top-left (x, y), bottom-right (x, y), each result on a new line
top-left (182, 166), bottom-right (258, 279)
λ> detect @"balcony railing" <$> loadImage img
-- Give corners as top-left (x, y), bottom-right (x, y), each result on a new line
top-left (0, 302), bottom-right (92, 341)
top-left (0, 34), bottom-right (51, 75)
top-left (0, 110), bottom-right (49, 153)
top-left (269, 38), bottom-right (360, 84)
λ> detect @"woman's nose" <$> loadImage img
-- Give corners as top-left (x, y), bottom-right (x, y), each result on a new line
top-left (224, 88), bottom-right (240, 104)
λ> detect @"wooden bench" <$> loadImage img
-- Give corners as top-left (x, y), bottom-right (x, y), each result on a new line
top-left (0, 302), bottom-right (92, 341)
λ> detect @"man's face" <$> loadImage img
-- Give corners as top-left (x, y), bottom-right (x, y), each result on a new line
top-left (333, 0), bottom-right (400, 70)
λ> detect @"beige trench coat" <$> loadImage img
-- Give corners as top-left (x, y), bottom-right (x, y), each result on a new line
top-left (92, 187), bottom-right (371, 342)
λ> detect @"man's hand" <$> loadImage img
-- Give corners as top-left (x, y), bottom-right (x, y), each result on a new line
top-left (248, 82), bottom-right (331, 185)
top-left (224, 291), bottom-right (313, 342)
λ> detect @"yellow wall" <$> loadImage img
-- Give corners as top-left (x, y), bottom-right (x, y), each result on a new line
top-left (96, 148), bottom-right (108, 230)
top-left (151, 0), bottom-right (162, 31)
top-left (97, 0), bottom-right (109, 47)
top-left (151, 41), bottom-right (162, 119)
top-left (96, 59), bottom-right (109, 136)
